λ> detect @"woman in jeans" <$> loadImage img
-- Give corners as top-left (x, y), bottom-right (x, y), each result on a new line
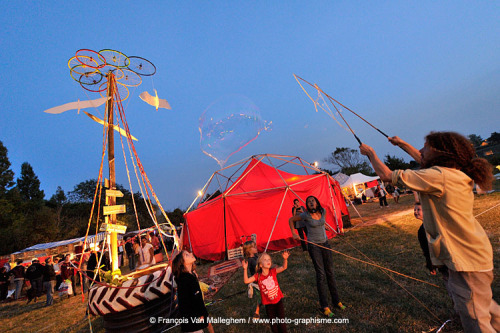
top-left (289, 196), bottom-right (345, 317)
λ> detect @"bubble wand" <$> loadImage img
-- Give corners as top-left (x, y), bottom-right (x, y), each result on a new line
top-left (294, 74), bottom-right (417, 156)
top-left (293, 74), bottom-right (365, 146)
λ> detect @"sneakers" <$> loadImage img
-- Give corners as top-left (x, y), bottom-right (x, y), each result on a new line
top-left (335, 302), bottom-right (346, 310)
top-left (321, 307), bottom-right (335, 318)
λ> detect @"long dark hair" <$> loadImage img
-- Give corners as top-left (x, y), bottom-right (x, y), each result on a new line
top-left (305, 195), bottom-right (324, 214)
top-left (424, 132), bottom-right (493, 190)
top-left (172, 250), bottom-right (196, 280)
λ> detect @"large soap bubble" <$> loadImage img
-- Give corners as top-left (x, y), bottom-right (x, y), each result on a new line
top-left (199, 94), bottom-right (270, 168)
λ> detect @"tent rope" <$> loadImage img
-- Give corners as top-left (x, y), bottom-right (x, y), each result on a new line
top-left (474, 202), bottom-right (500, 218)
top-left (340, 237), bottom-right (445, 324)
top-left (298, 237), bottom-right (445, 324)
top-left (298, 238), bottom-right (442, 289)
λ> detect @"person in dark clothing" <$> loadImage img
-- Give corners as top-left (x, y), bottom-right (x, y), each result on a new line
top-left (124, 236), bottom-right (136, 271)
top-left (26, 258), bottom-right (44, 299)
top-left (0, 267), bottom-right (9, 301)
top-left (292, 199), bottom-right (308, 251)
top-left (60, 254), bottom-right (77, 297)
top-left (374, 184), bottom-right (389, 207)
top-left (86, 251), bottom-right (100, 284)
top-left (53, 258), bottom-right (63, 292)
top-left (9, 260), bottom-right (25, 300)
top-left (172, 250), bottom-right (214, 333)
top-left (43, 257), bottom-right (56, 306)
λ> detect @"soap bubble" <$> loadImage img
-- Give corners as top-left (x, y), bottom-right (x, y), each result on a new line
top-left (199, 94), bottom-right (270, 168)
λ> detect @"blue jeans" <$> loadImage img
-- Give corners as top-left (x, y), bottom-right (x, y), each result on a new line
top-left (44, 280), bottom-right (55, 306)
top-left (308, 241), bottom-right (340, 309)
top-left (14, 279), bottom-right (23, 300)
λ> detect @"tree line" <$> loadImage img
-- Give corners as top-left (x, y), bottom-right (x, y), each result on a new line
top-left (0, 140), bottom-right (186, 256)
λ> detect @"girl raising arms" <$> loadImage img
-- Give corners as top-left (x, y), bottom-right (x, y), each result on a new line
top-left (243, 251), bottom-right (289, 333)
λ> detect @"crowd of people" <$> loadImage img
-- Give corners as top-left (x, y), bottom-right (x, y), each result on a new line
top-left (0, 230), bottom-right (171, 305)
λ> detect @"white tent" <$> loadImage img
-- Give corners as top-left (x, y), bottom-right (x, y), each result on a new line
top-left (12, 232), bottom-right (117, 254)
top-left (339, 173), bottom-right (380, 188)
top-left (334, 172), bottom-right (380, 198)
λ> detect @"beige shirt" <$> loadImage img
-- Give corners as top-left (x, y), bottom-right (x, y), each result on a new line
top-left (392, 166), bottom-right (493, 272)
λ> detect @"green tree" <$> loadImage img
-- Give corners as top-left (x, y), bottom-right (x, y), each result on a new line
top-left (0, 140), bottom-right (15, 197)
top-left (468, 134), bottom-right (483, 148)
top-left (0, 188), bottom-right (24, 254)
top-left (48, 186), bottom-right (67, 228)
top-left (201, 190), bottom-right (222, 203)
top-left (324, 147), bottom-right (374, 175)
top-left (487, 132), bottom-right (500, 144)
top-left (17, 162), bottom-right (44, 203)
top-left (167, 208), bottom-right (185, 226)
top-left (68, 179), bottom-right (101, 203)
top-left (340, 162), bottom-right (374, 176)
top-left (384, 155), bottom-right (412, 170)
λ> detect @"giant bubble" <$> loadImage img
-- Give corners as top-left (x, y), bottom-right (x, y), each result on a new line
top-left (199, 94), bottom-right (270, 168)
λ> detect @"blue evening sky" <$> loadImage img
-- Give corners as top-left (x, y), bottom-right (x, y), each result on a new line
top-left (0, 1), bottom-right (499, 210)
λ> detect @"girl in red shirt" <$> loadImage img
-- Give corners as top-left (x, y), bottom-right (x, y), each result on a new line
top-left (243, 251), bottom-right (289, 333)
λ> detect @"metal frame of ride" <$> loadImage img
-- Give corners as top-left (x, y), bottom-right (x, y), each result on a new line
top-left (67, 49), bottom-right (178, 281)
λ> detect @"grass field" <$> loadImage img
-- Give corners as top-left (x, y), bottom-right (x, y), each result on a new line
top-left (0, 192), bottom-right (499, 333)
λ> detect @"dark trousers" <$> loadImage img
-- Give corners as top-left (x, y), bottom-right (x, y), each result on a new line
top-left (417, 223), bottom-right (433, 271)
top-left (379, 196), bottom-right (388, 206)
top-left (0, 282), bottom-right (8, 300)
top-left (30, 277), bottom-right (43, 297)
top-left (265, 299), bottom-right (287, 333)
top-left (128, 254), bottom-right (136, 271)
top-left (295, 227), bottom-right (308, 251)
top-left (308, 241), bottom-right (340, 309)
top-left (55, 275), bottom-right (63, 291)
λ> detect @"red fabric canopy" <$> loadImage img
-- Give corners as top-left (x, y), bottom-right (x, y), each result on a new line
top-left (183, 157), bottom-right (349, 261)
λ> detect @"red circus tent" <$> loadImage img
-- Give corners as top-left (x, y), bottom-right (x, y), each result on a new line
top-left (183, 154), bottom-right (350, 261)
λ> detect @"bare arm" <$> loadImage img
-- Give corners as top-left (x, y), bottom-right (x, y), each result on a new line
top-left (359, 144), bottom-right (393, 182)
top-left (276, 251), bottom-right (289, 274)
top-left (388, 136), bottom-right (422, 164)
top-left (242, 260), bottom-right (256, 284)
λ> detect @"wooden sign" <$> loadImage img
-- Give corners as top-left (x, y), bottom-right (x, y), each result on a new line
top-left (100, 223), bottom-right (127, 234)
top-left (106, 189), bottom-right (124, 198)
top-left (103, 204), bottom-right (126, 215)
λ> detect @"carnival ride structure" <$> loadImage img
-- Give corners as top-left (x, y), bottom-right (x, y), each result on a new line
top-left (46, 49), bottom-right (179, 332)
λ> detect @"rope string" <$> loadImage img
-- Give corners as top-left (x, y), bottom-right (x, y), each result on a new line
top-left (474, 202), bottom-right (500, 218)
top-left (340, 237), bottom-right (444, 324)
top-left (299, 238), bottom-right (442, 289)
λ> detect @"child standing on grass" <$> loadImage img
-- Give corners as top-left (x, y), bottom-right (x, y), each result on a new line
top-left (243, 251), bottom-right (289, 333)
top-left (243, 240), bottom-right (261, 319)
top-left (172, 250), bottom-right (215, 333)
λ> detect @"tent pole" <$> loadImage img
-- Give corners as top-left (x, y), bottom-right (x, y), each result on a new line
top-left (264, 188), bottom-right (288, 252)
top-left (223, 195), bottom-right (228, 260)
top-left (326, 174), bottom-right (340, 233)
